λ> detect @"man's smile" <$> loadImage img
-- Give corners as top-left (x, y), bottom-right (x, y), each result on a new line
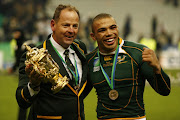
top-left (104, 38), bottom-right (116, 45)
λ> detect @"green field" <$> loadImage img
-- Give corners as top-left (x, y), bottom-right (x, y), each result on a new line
top-left (0, 72), bottom-right (180, 120)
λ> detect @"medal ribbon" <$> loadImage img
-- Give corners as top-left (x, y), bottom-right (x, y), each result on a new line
top-left (50, 41), bottom-right (79, 85)
top-left (97, 44), bottom-right (119, 89)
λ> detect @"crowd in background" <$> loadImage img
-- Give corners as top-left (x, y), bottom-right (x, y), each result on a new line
top-left (138, 14), bottom-right (180, 58)
top-left (0, 0), bottom-right (50, 43)
top-left (164, 0), bottom-right (179, 8)
top-left (0, 0), bottom-right (180, 53)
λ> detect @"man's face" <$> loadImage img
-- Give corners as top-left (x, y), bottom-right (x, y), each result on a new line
top-left (51, 9), bottom-right (79, 48)
top-left (91, 17), bottom-right (119, 53)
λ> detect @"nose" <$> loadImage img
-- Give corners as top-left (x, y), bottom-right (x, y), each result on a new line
top-left (67, 26), bottom-right (75, 33)
top-left (105, 29), bottom-right (113, 37)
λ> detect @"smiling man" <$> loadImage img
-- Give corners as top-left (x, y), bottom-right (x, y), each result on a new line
top-left (16, 4), bottom-right (88, 120)
top-left (90, 15), bottom-right (119, 53)
top-left (85, 13), bottom-right (171, 120)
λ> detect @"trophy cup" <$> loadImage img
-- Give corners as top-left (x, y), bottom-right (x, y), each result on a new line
top-left (24, 45), bottom-right (69, 94)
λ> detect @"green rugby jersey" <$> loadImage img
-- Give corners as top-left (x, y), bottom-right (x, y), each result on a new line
top-left (86, 38), bottom-right (170, 119)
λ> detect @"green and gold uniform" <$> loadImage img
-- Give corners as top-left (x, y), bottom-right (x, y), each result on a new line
top-left (86, 38), bottom-right (170, 119)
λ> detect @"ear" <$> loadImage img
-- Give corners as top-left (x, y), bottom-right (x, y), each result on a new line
top-left (51, 19), bottom-right (56, 32)
top-left (90, 32), bottom-right (96, 41)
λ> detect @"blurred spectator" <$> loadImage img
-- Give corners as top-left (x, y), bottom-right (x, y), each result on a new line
top-left (9, 28), bottom-right (36, 73)
top-left (138, 34), bottom-right (162, 59)
top-left (173, 0), bottom-right (179, 8)
top-left (164, 32), bottom-right (176, 50)
top-left (85, 17), bottom-right (96, 52)
top-left (178, 36), bottom-right (180, 50)
top-left (139, 36), bottom-right (157, 52)
top-left (9, 28), bottom-right (26, 120)
top-left (1, 0), bottom-right (49, 42)
top-left (156, 23), bottom-right (169, 50)
top-left (9, 28), bottom-right (26, 73)
top-left (164, 0), bottom-right (171, 4)
top-left (151, 14), bottom-right (158, 38)
top-left (122, 14), bottom-right (132, 40)
top-left (164, 0), bottom-right (179, 7)
top-left (9, 28), bottom-right (36, 120)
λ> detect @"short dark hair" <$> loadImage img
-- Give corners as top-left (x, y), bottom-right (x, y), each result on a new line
top-left (91, 13), bottom-right (113, 33)
top-left (52, 4), bottom-right (80, 22)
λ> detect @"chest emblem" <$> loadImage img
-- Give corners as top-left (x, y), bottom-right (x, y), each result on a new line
top-left (117, 55), bottom-right (126, 64)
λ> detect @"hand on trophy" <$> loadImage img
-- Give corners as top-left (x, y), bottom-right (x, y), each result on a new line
top-left (24, 45), bottom-right (69, 93)
top-left (25, 64), bottom-right (43, 91)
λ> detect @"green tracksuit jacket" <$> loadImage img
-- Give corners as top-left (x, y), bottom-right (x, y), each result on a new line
top-left (86, 38), bottom-right (171, 119)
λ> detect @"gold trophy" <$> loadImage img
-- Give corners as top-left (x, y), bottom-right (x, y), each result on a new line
top-left (24, 45), bottom-right (69, 94)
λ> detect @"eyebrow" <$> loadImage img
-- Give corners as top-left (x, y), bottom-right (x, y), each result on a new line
top-left (110, 24), bottom-right (117, 28)
top-left (97, 24), bottom-right (117, 32)
top-left (97, 28), bottom-right (106, 32)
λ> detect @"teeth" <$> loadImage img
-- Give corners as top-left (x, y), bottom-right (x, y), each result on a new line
top-left (106, 39), bottom-right (113, 42)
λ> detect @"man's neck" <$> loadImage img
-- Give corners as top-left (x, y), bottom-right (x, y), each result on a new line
top-left (99, 50), bottom-right (116, 55)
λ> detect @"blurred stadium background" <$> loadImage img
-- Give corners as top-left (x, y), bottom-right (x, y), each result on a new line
top-left (0, 0), bottom-right (180, 120)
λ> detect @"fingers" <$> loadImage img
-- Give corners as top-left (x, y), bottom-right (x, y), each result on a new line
top-left (142, 47), bottom-right (154, 62)
top-left (30, 69), bottom-right (40, 79)
top-left (142, 47), bottom-right (153, 55)
top-left (25, 64), bottom-right (33, 74)
top-left (29, 74), bottom-right (42, 86)
top-left (25, 65), bottom-right (42, 86)
top-left (142, 47), bottom-right (161, 74)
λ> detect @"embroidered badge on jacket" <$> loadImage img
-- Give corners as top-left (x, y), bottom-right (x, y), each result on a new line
top-left (93, 57), bottom-right (100, 72)
top-left (117, 55), bottom-right (126, 64)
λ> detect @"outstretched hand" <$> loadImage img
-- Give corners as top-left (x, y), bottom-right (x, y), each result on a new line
top-left (142, 47), bottom-right (161, 74)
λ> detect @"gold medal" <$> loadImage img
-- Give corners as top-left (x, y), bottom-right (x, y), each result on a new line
top-left (109, 89), bottom-right (119, 100)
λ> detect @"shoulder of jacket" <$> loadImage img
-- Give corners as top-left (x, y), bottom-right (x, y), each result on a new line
top-left (73, 39), bottom-right (87, 53)
top-left (86, 47), bottom-right (98, 63)
top-left (122, 40), bottom-right (146, 65)
top-left (73, 39), bottom-right (85, 45)
top-left (122, 40), bottom-right (146, 53)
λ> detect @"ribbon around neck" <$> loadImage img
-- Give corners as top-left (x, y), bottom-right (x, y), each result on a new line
top-left (97, 44), bottom-right (119, 90)
top-left (50, 41), bottom-right (79, 86)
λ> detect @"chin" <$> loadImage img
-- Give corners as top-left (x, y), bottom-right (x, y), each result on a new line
top-left (107, 46), bottom-right (117, 52)
top-left (65, 41), bottom-right (73, 45)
